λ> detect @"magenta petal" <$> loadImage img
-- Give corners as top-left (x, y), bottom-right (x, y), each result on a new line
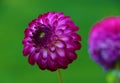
top-left (37, 55), bottom-right (47, 70)
top-left (42, 49), bottom-right (48, 59)
top-left (66, 42), bottom-right (75, 50)
top-left (22, 37), bottom-right (32, 45)
top-left (73, 41), bottom-right (81, 50)
top-left (66, 41), bottom-right (81, 50)
top-left (24, 28), bottom-right (33, 37)
top-left (54, 40), bottom-right (66, 48)
top-left (57, 58), bottom-right (69, 69)
top-left (49, 51), bottom-right (57, 60)
top-left (59, 35), bottom-right (72, 42)
top-left (55, 29), bottom-right (63, 35)
top-left (57, 24), bottom-right (67, 30)
top-left (58, 16), bottom-right (70, 25)
top-left (56, 48), bottom-right (66, 58)
top-left (28, 52), bottom-right (36, 65)
top-left (23, 45), bottom-right (35, 56)
top-left (47, 57), bottom-right (57, 71)
top-left (67, 51), bottom-right (77, 60)
top-left (52, 20), bottom-right (58, 27)
top-left (29, 47), bottom-right (36, 54)
top-left (49, 46), bottom-right (56, 52)
top-left (23, 46), bottom-right (29, 56)
top-left (71, 33), bottom-right (82, 41)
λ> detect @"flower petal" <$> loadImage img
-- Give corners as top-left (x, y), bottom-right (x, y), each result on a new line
top-left (22, 37), bottom-right (32, 45)
top-left (66, 41), bottom-right (81, 50)
top-left (43, 49), bottom-right (48, 59)
top-left (59, 35), bottom-right (72, 42)
top-left (57, 57), bottom-right (69, 69)
top-left (23, 45), bottom-right (35, 56)
top-left (67, 51), bottom-right (77, 61)
top-left (56, 48), bottom-right (66, 58)
top-left (28, 52), bottom-right (36, 65)
top-left (37, 55), bottom-right (47, 70)
top-left (54, 40), bottom-right (66, 48)
top-left (73, 41), bottom-right (81, 50)
top-left (55, 29), bottom-right (63, 35)
top-left (40, 48), bottom-right (48, 59)
top-left (71, 33), bottom-right (82, 41)
top-left (47, 56), bottom-right (57, 71)
top-left (49, 46), bottom-right (56, 52)
top-left (49, 51), bottom-right (57, 61)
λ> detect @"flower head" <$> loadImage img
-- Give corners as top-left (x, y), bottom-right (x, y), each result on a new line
top-left (88, 17), bottom-right (120, 70)
top-left (22, 12), bottom-right (81, 71)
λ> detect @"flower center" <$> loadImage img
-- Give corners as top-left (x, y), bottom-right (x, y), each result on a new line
top-left (39, 32), bottom-right (45, 38)
top-left (33, 27), bottom-right (52, 47)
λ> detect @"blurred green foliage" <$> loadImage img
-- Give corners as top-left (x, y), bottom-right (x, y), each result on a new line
top-left (106, 70), bottom-right (120, 83)
top-left (0, 0), bottom-right (120, 83)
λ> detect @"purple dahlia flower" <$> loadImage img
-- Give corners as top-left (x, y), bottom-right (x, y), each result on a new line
top-left (88, 16), bottom-right (120, 70)
top-left (22, 12), bottom-right (81, 71)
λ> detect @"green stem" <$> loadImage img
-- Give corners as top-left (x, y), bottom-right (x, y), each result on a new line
top-left (57, 69), bottom-right (63, 83)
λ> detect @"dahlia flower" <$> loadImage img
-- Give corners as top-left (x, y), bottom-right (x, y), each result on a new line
top-left (88, 16), bottom-right (120, 70)
top-left (22, 12), bottom-right (81, 71)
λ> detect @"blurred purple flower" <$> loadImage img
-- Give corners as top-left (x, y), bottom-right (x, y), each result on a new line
top-left (22, 12), bottom-right (81, 71)
top-left (88, 17), bottom-right (120, 70)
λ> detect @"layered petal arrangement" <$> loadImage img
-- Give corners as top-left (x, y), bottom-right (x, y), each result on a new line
top-left (88, 17), bottom-right (120, 70)
top-left (22, 12), bottom-right (81, 71)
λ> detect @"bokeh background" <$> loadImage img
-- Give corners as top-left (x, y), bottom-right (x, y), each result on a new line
top-left (0, 0), bottom-right (120, 83)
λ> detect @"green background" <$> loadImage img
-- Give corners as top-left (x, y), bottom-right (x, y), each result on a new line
top-left (0, 0), bottom-right (120, 83)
